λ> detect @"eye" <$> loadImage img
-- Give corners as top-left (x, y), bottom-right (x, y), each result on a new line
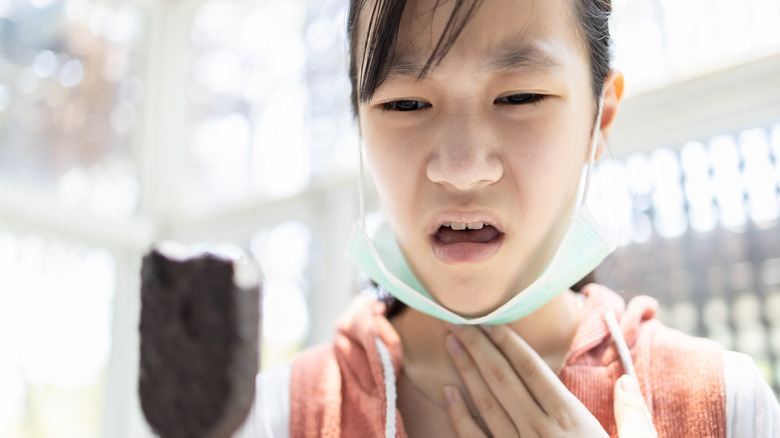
top-left (494, 93), bottom-right (547, 105)
top-left (382, 99), bottom-right (431, 112)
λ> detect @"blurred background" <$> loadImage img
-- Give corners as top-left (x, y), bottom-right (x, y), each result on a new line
top-left (0, 0), bottom-right (779, 436)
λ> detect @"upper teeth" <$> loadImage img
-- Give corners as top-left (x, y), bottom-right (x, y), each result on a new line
top-left (444, 222), bottom-right (485, 230)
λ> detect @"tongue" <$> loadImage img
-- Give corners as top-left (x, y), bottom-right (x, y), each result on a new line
top-left (436, 225), bottom-right (500, 244)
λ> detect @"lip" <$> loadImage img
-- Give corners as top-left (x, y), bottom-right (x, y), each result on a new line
top-left (428, 210), bottom-right (505, 264)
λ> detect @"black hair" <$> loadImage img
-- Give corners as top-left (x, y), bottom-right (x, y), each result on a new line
top-left (347, 0), bottom-right (613, 116)
top-left (570, 0), bottom-right (613, 100)
top-left (347, 0), bottom-right (484, 116)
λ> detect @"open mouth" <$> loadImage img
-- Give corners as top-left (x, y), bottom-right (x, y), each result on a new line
top-left (435, 222), bottom-right (501, 244)
top-left (431, 222), bottom-right (504, 264)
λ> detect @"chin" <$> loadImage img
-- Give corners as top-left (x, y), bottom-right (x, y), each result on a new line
top-left (429, 275), bottom-right (512, 318)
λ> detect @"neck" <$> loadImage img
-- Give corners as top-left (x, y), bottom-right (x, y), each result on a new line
top-left (391, 289), bottom-right (583, 376)
top-left (391, 289), bottom-right (583, 437)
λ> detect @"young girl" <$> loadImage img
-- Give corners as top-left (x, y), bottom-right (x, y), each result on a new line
top-left (237, 0), bottom-right (780, 436)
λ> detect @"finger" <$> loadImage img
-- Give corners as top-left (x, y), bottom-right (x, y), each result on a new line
top-left (613, 374), bottom-right (657, 438)
top-left (444, 386), bottom-right (489, 438)
top-left (445, 334), bottom-right (519, 437)
top-left (447, 326), bottom-right (541, 433)
top-left (479, 324), bottom-right (579, 412)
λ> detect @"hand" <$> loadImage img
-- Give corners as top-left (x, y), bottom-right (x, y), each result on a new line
top-left (613, 374), bottom-right (657, 438)
top-left (444, 324), bottom-right (656, 437)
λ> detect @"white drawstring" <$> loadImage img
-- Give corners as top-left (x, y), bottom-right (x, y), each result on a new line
top-left (576, 96), bottom-right (605, 208)
top-left (604, 309), bottom-right (658, 437)
top-left (604, 309), bottom-right (636, 377)
top-left (375, 337), bottom-right (397, 438)
top-left (358, 141), bottom-right (367, 229)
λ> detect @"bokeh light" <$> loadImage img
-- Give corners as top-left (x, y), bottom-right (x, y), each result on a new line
top-left (593, 125), bottom-right (780, 243)
top-left (250, 221), bottom-right (312, 367)
top-left (0, 0), bottom-right (144, 218)
top-left (0, 231), bottom-right (113, 438)
top-left (183, 0), bottom-right (357, 214)
top-left (612, 0), bottom-right (780, 95)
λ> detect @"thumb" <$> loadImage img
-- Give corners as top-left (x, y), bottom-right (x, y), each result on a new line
top-left (613, 374), bottom-right (657, 438)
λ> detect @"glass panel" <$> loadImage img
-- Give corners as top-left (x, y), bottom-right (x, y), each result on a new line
top-left (250, 221), bottom-right (312, 368)
top-left (0, 0), bottom-right (145, 218)
top-left (183, 0), bottom-right (358, 215)
top-left (593, 123), bottom-right (780, 244)
top-left (593, 120), bottom-right (780, 395)
top-left (0, 230), bottom-right (115, 438)
top-left (612, 0), bottom-right (780, 95)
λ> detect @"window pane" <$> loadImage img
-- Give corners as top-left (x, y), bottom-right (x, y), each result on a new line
top-left (0, 0), bottom-right (145, 218)
top-left (250, 221), bottom-right (312, 368)
top-left (593, 120), bottom-right (780, 395)
top-left (612, 0), bottom-right (780, 95)
top-left (182, 0), bottom-right (357, 215)
top-left (0, 231), bottom-right (115, 438)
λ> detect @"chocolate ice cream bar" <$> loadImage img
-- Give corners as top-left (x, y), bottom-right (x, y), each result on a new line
top-left (139, 244), bottom-right (261, 438)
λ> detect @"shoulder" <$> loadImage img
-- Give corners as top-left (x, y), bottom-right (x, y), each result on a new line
top-left (232, 365), bottom-right (292, 438)
top-left (639, 319), bottom-right (725, 365)
top-left (288, 342), bottom-right (341, 400)
top-left (723, 350), bottom-right (780, 438)
top-left (638, 321), bottom-right (780, 437)
top-left (231, 344), bottom-right (343, 438)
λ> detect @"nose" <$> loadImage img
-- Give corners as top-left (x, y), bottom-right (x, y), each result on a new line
top-left (426, 116), bottom-right (504, 191)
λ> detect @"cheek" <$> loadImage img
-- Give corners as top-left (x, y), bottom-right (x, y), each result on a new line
top-left (368, 145), bottom-right (420, 182)
top-left (501, 118), bottom-right (585, 193)
top-left (363, 124), bottom-right (427, 217)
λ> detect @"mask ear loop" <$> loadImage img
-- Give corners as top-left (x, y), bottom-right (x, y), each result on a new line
top-left (358, 140), bottom-right (367, 229)
top-left (577, 95), bottom-right (605, 208)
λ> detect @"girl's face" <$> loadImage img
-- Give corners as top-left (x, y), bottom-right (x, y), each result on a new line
top-left (358, 0), bottom-right (612, 317)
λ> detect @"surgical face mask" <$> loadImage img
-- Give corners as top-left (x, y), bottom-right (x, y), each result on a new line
top-left (347, 98), bottom-right (616, 325)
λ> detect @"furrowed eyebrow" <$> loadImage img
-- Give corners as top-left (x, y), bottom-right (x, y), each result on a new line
top-left (383, 56), bottom-right (427, 81)
top-left (488, 46), bottom-right (561, 72)
top-left (382, 44), bottom-right (562, 83)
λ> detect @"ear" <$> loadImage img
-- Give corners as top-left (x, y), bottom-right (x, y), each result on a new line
top-left (594, 69), bottom-right (624, 160)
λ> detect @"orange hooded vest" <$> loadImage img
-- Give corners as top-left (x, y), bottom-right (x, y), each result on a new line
top-left (288, 284), bottom-right (726, 437)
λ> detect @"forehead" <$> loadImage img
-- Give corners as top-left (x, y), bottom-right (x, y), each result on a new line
top-left (375, 0), bottom-right (584, 80)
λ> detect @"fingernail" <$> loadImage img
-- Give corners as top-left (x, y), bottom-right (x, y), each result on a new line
top-left (444, 386), bottom-right (456, 406)
top-left (446, 334), bottom-right (463, 355)
top-left (619, 374), bottom-right (639, 393)
top-left (478, 324), bottom-right (492, 334)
